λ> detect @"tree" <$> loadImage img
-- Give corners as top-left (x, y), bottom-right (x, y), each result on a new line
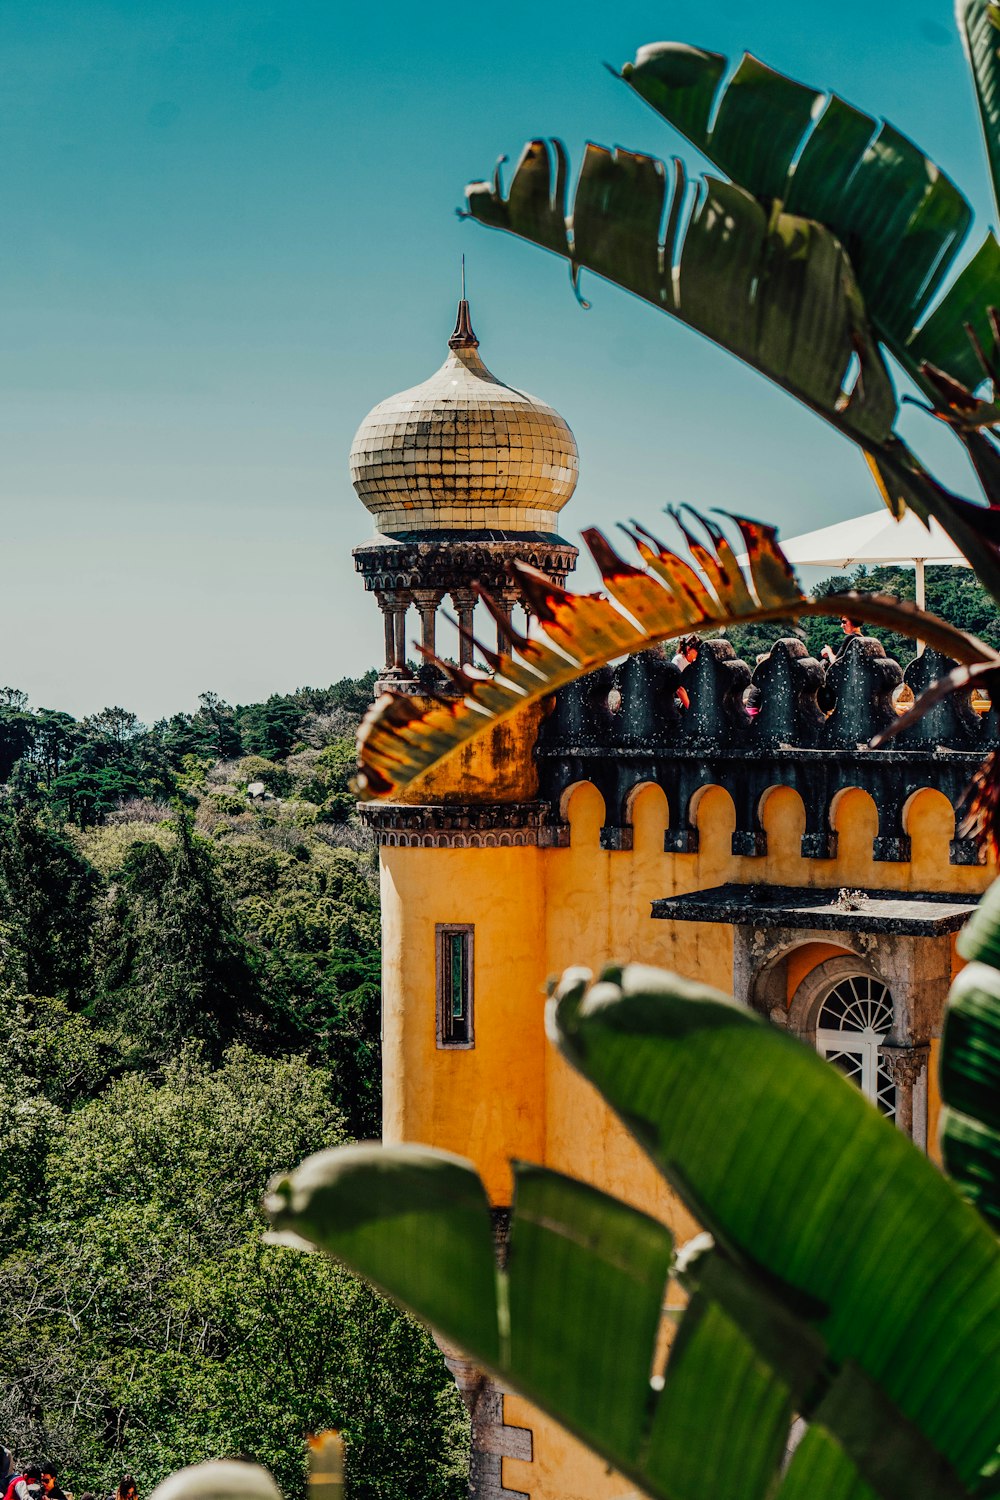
top-left (0, 1047), bottom-right (466, 1499)
top-left (236, 698), bottom-right (306, 762)
top-left (215, 838), bottom-right (382, 1137)
top-left (0, 806), bottom-right (97, 1003)
top-left (92, 815), bottom-right (263, 1064)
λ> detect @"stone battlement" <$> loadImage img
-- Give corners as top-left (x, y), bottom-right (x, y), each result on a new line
top-left (536, 637), bottom-right (993, 865)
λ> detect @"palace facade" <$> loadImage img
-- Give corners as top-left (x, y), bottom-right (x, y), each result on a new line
top-left (349, 302), bottom-right (994, 1500)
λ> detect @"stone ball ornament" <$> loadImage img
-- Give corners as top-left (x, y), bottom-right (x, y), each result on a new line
top-left (349, 300), bottom-right (579, 537)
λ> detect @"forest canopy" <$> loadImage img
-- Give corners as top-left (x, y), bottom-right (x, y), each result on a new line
top-left (0, 672), bottom-right (469, 1500)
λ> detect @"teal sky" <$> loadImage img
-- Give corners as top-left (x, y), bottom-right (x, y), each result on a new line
top-left (1, 0), bottom-right (994, 721)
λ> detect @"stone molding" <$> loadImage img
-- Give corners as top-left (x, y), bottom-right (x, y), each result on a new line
top-left (353, 534), bottom-right (579, 594)
top-left (879, 1043), bottom-right (931, 1089)
top-left (360, 800), bottom-right (568, 849)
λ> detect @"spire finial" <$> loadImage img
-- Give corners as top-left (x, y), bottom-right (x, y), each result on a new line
top-left (449, 257), bottom-right (479, 349)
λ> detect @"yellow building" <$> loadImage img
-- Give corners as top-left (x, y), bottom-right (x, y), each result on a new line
top-left (350, 303), bottom-right (994, 1500)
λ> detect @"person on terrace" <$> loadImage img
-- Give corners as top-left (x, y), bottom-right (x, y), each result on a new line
top-left (821, 616), bottom-right (863, 664)
top-left (671, 635), bottom-right (699, 710)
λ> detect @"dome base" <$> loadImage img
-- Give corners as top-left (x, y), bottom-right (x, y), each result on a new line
top-left (353, 533), bottom-right (578, 595)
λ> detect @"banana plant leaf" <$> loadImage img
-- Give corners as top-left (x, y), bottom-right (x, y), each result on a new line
top-left (265, 1153), bottom-right (947, 1500)
top-left (939, 880), bottom-right (1000, 1231)
top-left (549, 963), bottom-right (1000, 1493)
top-left (266, 966), bottom-right (1000, 1500)
top-left (464, 33), bottom-right (1000, 601)
top-left (467, 144), bottom-right (896, 448)
top-left (355, 511), bottom-right (997, 801)
top-left (862, 441), bottom-right (1000, 603)
top-left (909, 231), bottom-right (1000, 395)
top-left (959, 1), bottom-right (1000, 222)
top-left (616, 42), bottom-right (977, 388)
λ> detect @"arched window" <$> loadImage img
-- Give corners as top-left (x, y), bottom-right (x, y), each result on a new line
top-left (815, 974), bottom-right (896, 1120)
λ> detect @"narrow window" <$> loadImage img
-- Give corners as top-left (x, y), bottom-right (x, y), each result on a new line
top-left (437, 924), bottom-right (474, 1048)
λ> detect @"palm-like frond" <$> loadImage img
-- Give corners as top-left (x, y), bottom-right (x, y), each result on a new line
top-left (467, 145), bottom-right (896, 448)
top-left (619, 34), bottom-right (1000, 515)
top-left (356, 512), bottom-right (997, 801)
top-left (463, 37), bottom-right (1000, 602)
top-left (959, 0), bottom-right (1000, 222)
top-left (616, 40), bottom-right (992, 397)
top-left (463, 138), bottom-right (1000, 604)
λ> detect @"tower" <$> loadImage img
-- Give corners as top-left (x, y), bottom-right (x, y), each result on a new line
top-left (349, 300), bottom-right (996, 1500)
top-left (350, 297), bottom-right (579, 691)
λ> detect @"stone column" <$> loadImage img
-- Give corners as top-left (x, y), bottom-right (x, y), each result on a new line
top-left (495, 589), bottom-right (521, 654)
top-left (381, 590), bottom-right (411, 673)
top-left (411, 588), bottom-right (443, 661)
top-left (450, 588), bottom-right (476, 667)
top-left (879, 1044), bottom-right (930, 1148)
top-left (375, 592), bottom-right (396, 673)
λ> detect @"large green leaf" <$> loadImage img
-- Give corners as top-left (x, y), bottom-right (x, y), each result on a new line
top-left (908, 231), bottom-right (1000, 392)
top-left (467, 144), bottom-right (897, 447)
top-left (958, 0), bottom-right (1000, 221)
top-left (619, 44), bottom-right (973, 373)
top-left (464, 141), bottom-right (1000, 608)
top-left (777, 1428), bottom-right (876, 1500)
top-left (957, 872), bottom-right (1000, 968)
top-left (268, 1150), bottom-right (675, 1487)
top-left (940, 883), bottom-right (1000, 1231)
top-left (551, 964), bottom-right (1000, 1490)
top-left (643, 1292), bottom-right (794, 1500)
top-left (506, 1162), bottom-right (671, 1456)
top-left (863, 440), bottom-right (1000, 604)
top-left (265, 1141), bottom-right (503, 1364)
top-left (266, 1142), bottom-right (952, 1500)
top-left (266, 976), bottom-right (1000, 1500)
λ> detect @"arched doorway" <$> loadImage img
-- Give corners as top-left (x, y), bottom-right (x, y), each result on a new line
top-left (814, 973), bottom-right (896, 1121)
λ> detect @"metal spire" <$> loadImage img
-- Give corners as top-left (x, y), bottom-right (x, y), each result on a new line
top-left (448, 256), bottom-right (479, 349)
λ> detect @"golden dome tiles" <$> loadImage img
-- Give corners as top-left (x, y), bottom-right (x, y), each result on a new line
top-left (350, 311), bottom-right (578, 537)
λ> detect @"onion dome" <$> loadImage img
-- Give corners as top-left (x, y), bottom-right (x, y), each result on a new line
top-left (349, 300), bottom-right (578, 536)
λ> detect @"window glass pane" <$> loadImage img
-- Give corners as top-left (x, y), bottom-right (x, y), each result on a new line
top-left (437, 926), bottom-right (473, 1048)
top-left (451, 934), bottom-right (465, 1020)
top-left (816, 975), bottom-right (895, 1122)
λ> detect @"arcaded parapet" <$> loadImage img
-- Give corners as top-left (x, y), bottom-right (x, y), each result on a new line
top-left (537, 638), bottom-right (994, 867)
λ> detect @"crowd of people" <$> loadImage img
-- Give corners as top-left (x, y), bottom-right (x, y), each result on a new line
top-left (0, 1456), bottom-right (138, 1500)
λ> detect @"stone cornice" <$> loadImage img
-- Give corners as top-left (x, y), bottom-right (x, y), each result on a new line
top-left (353, 535), bottom-right (578, 593)
top-left (359, 800), bottom-right (568, 849)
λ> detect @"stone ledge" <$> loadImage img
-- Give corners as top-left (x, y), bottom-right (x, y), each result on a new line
top-left (360, 800), bottom-right (566, 849)
top-left (651, 883), bottom-right (978, 936)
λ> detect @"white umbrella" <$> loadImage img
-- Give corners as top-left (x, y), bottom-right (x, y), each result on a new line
top-left (760, 508), bottom-right (969, 609)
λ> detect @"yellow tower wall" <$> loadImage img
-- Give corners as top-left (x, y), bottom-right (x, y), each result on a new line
top-left (380, 842), bottom-right (547, 1204)
top-left (376, 734), bottom-right (993, 1500)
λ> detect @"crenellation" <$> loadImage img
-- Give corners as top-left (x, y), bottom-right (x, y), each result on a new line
top-left (750, 638), bottom-right (826, 747)
top-left (681, 638), bottom-right (753, 747)
top-left (821, 635), bottom-right (903, 747)
top-left (897, 647), bottom-right (984, 749)
top-left (533, 642), bottom-right (991, 867)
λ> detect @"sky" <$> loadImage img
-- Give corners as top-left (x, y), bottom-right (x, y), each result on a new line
top-left (0, 0), bottom-right (995, 721)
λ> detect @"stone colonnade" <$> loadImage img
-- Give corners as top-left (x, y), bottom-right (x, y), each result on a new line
top-left (374, 586), bottom-right (531, 675)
